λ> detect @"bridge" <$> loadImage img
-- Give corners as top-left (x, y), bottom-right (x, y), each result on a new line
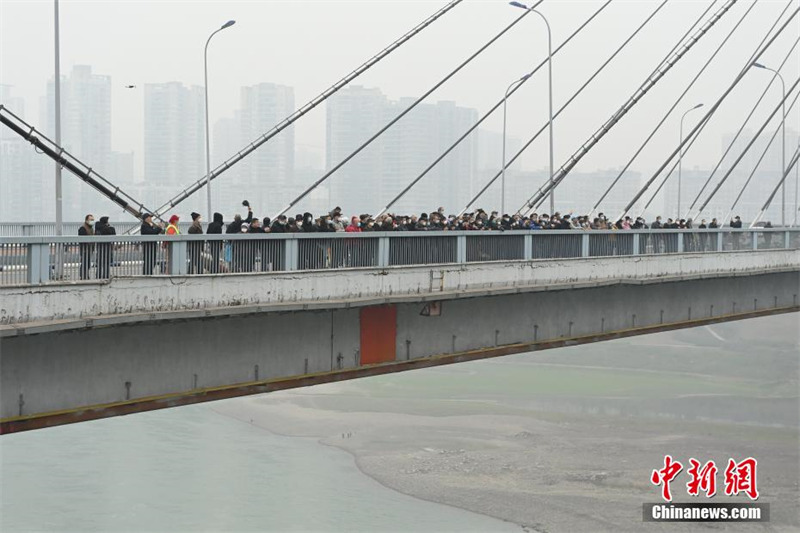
top-left (1, 228), bottom-right (798, 433)
top-left (2, 1), bottom-right (800, 434)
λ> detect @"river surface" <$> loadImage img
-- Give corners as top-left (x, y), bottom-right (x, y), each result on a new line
top-left (2, 314), bottom-right (797, 532)
top-left (0, 405), bottom-right (520, 532)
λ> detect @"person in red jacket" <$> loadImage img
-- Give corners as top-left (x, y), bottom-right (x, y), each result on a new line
top-left (345, 216), bottom-right (361, 232)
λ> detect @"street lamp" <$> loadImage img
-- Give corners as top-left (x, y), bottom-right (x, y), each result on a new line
top-left (752, 62), bottom-right (785, 227)
top-left (204, 19), bottom-right (236, 219)
top-left (501, 74), bottom-right (530, 214)
top-left (509, 1), bottom-right (554, 215)
top-left (796, 139), bottom-right (799, 227)
top-left (678, 103), bottom-right (703, 218)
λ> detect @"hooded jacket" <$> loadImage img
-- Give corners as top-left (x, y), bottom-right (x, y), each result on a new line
top-left (206, 212), bottom-right (225, 234)
top-left (96, 216), bottom-right (116, 235)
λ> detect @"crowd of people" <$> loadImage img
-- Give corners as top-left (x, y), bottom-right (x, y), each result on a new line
top-left (73, 202), bottom-right (754, 278)
top-left (132, 202), bottom-right (746, 235)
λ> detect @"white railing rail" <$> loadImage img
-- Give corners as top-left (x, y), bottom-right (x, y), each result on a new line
top-left (1, 229), bottom-right (797, 286)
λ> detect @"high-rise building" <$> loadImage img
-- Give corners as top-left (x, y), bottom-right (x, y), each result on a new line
top-left (326, 86), bottom-right (478, 214)
top-left (326, 86), bottom-right (387, 213)
top-left (1, 85), bottom-right (42, 220)
top-left (41, 65), bottom-right (112, 220)
top-left (211, 83), bottom-right (295, 217)
top-left (143, 82), bottom-right (205, 214)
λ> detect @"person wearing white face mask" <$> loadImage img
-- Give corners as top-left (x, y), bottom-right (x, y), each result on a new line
top-left (78, 214), bottom-right (95, 280)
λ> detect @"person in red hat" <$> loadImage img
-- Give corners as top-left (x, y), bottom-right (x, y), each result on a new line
top-left (166, 215), bottom-right (181, 235)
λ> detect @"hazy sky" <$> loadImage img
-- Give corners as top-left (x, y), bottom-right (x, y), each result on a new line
top-left (2, 0), bottom-right (799, 192)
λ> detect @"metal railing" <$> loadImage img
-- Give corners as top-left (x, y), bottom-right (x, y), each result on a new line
top-left (1, 229), bottom-right (797, 286)
top-left (0, 222), bottom-right (193, 237)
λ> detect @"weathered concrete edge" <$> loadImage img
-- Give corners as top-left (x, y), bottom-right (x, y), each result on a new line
top-left (2, 305), bottom-right (797, 434)
top-left (3, 266), bottom-right (797, 338)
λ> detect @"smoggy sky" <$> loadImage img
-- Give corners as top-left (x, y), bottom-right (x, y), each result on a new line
top-left (1, 0), bottom-right (799, 184)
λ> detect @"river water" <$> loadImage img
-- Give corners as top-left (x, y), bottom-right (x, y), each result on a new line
top-left (2, 315), bottom-right (797, 531)
top-left (1, 404), bottom-right (519, 532)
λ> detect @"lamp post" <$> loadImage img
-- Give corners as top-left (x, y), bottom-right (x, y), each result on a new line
top-left (509, 1), bottom-right (554, 215)
top-left (501, 74), bottom-right (530, 214)
top-left (54, 0), bottom-right (62, 236)
top-left (679, 103), bottom-right (703, 218)
top-left (796, 139), bottom-right (799, 226)
top-left (204, 20), bottom-right (236, 219)
top-left (752, 62), bottom-right (785, 227)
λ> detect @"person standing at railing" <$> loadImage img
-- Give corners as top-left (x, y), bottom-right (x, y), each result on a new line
top-left (78, 214), bottom-right (95, 280)
top-left (730, 215), bottom-right (742, 250)
top-left (165, 215), bottom-right (181, 235)
top-left (698, 219), bottom-right (709, 251)
top-left (206, 212), bottom-right (225, 274)
top-left (763, 221), bottom-right (774, 248)
top-left (141, 213), bottom-right (164, 275)
top-left (162, 215), bottom-right (181, 275)
top-left (95, 216), bottom-right (115, 279)
top-left (187, 212), bottom-right (204, 275)
top-left (247, 218), bottom-right (269, 271)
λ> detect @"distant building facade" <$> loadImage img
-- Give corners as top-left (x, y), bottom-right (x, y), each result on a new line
top-left (143, 82), bottom-right (205, 214)
top-left (326, 86), bottom-right (479, 214)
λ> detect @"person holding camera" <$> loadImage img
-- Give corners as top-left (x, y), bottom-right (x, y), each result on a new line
top-left (226, 200), bottom-right (253, 234)
top-left (140, 213), bottom-right (164, 275)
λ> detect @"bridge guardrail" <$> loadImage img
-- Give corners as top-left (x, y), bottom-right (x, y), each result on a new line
top-left (0, 229), bottom-right (797, 286)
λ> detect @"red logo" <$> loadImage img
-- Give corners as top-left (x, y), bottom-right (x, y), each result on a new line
top-left (686, 459), bottom-right (717, 498)
top-left (724, 457), bottom-right (759, 500)
top-left (651, 455), bottom-right (683, 502)
top-left (652, 456), bottom-right (758, 501)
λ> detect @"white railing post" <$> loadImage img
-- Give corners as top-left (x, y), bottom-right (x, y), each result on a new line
top-left (677, 232), bottom-right (684, 253)
top-left (169, 241), bottom-right (188, 275)
top-left (456, 235), bottom-right (467, 263)
top-left (524, 233), bottom-right (532, 260)
top-left (752, 231), bottom-right (758, 250)
top-left (717, 231), bottom-right (723, 252)
top-left (581, 233), bottom-right (589, 257)
top-left (632, 233), bottom-right (640, 255)
top-left (26, 242), bottom-right (50, 284)
top-left (378, 236), bottom-right (390, 267)
top-left (786, 231), bottom-right (791, 249)
top-left (285, 238), bottom-right (298, 270)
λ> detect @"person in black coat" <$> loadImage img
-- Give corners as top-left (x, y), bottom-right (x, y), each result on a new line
top-left (206, 212), bottom-right (224, 273)
top-left (730, 215), bottom-right (743, 250)
top-left (187, 212), bottom-right (204, 274)
top-left (226, 205), bottom-right (253, 234)
top-left (78, 214), bottom-right (95, 280)
top-left (140, 213), bottom-right (164, 275)
top-left (95, 216), bottom-right (116, 279)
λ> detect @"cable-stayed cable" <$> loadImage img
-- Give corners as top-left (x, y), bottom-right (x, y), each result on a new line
top-left (637, 23), bottom-right (798, 218)
top-left (639, 34), bottom-right (799, 218)
top-left (464, 0), bottom-right (717, 216)
top-left (459, 0), bottom-right (666, 216)
top-left (0, 105), bottom-right (160, 222)
top-left (146, 0), bottom-right (466, 221)
top-left (618, 5), bottom-right (800, 218)
top-left (694, 77), bottom-right (800, 218)
top-left (272, 1), bottom-right (545, 219)
top-left (751, 142), bottom-right (800, 226)
top-left (375, 0), bottom-right (614, 217)
top-left (589, 0), bottom-right (759, 218)
top-left (519, 0), bottom-right (733, 215)
top-left (685, 32), bottom-right (800, 218)
top-left (723, 89), bottom-right (800, 223)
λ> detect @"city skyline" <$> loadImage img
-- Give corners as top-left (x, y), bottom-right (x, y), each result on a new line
top-left (1, 65), bottom-right (798, 222)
